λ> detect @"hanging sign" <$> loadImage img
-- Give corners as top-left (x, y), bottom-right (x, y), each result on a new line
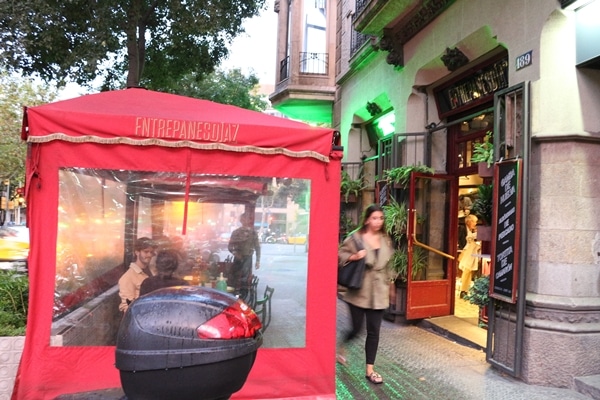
top-left (490, 158), bottom-right (523, 303)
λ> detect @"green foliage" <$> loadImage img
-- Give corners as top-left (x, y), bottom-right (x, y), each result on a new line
top-left (177, 68), bottom-right (268, 111)
top-left (382, 197), bottom-right (408, 240)
top-left (472, 184), bottom-right (493, 225)
top-left (464, 274), bottom-right (489, 308)
top-left (391, 245), bottom-right (427, 283)
top-left (383, 165), bottom-right (434, 188)
top-left (340, 169), bottom-right (368, 203)
top-left (0, 72), bottom-right (59, 184)
top-left (382, 199), bottom-right (427, 282)
top-left (0, 0), bottom-right (267, 90)
top-left (339, 214), bottom-right (357, 236)
top-left (471, 131), bottom-right (494, 167)
top-left (0, 270), bottom-right (29, 336)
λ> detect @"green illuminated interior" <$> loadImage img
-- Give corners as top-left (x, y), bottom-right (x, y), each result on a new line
top-left (375, 112), bottom-right (395, 136)
top-left (273, 99), bottom-right (333, 126)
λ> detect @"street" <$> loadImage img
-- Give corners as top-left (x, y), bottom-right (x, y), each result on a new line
top-left (216, 242), bottom-right (309, 348)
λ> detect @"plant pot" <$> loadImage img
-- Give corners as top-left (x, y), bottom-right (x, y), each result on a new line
top-left (479, 306), bottom-right (488, 329)
top-left (478, 162), bottom-right (493, 178)
top-left (342, 194), bottom-right (357, 203)
top-left (477, 225), bottom-right (492, 242)
top-left (387, 282), bottom-right (406, 315)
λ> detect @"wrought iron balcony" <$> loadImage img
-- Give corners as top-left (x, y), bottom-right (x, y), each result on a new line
top-left (299, 52), bottom-right (328, 75)
top-left (279, 56), bottom-right (290, 81)
top-left (351, 30), bottom-right (370, 57)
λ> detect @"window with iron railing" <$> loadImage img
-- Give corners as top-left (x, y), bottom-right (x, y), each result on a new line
top-left (355, 0), bottom-right (369, 17)
top-left (351, 30), bottom-right (370, 57)
top-left (300, 52), bottom-right (328, 74)
top-left (279, 56), bottom-right (290, 81)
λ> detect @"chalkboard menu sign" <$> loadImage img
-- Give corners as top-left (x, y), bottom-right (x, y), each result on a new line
top-left (490, 159), bottom-right (523, 303)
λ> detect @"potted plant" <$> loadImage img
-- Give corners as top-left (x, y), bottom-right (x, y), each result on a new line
top-left (472, 183), bottom-right (493, 241)
top-left (390, 245), bottom-right (427, 284)
top-left (340, 169), bottom-right (368, 203)
top-left (338, 213), bottom-right (357, 242)
top-left (382, 197), bottom-right (428, 320)
top-left (463, 274), bottom-right (490, 328)
top-left (383, 197), bottom-right (408, 241)
top-left (383, 164), bottom-right (434, 189)
top-left (471, 131), bottom-right (494, 177)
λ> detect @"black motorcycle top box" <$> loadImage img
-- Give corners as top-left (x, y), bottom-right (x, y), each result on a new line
top-left (115, 286), bottom-right (263, 400)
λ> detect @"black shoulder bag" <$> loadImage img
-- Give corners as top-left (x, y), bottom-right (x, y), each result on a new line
top-left (337, 235), bottom-right (366, 290)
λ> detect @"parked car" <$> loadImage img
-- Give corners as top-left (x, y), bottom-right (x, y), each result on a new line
top-left (287, 234), bottom-right (307, 245)
top-left (0, 226), bottom-right (29, 262)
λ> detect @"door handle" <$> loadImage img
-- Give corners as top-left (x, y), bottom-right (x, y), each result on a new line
top-left (410, 210), bottom-right (455, 260)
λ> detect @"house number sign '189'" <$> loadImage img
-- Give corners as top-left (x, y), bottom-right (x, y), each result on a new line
top-left (515, 50), bottom-right (532, 71)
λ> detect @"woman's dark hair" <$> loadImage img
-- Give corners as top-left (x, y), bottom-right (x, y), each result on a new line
top-left (358, 204), bottom-right (386, 233)
top-left (155, 249), bottom-right (179, 277)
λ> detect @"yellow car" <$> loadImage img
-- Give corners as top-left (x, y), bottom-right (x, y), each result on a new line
top-left (0, 226), bottom-right (29, 261)
top-left (287, 234), bottom-right (307, 245)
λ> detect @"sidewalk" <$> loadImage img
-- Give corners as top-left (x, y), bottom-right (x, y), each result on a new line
top-left (335, 298), bottom-right (590, 400)
top-left (40, 298), bottom-right (592, 400)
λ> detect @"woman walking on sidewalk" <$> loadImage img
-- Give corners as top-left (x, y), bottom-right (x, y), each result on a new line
top-left (337, 204), bottom-right (395, 384)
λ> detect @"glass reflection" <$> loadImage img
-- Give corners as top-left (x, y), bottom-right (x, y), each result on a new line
top-left (51, 168), bottom-right (309, 348)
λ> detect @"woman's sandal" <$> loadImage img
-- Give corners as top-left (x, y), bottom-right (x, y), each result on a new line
top-left (365, 371), bottom-right (383, 384)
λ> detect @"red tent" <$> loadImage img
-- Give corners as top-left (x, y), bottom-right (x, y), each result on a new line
top-left (14, 88), bottom-right (342, 399)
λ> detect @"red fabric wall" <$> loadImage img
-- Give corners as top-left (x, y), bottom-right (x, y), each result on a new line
top-left (13, 133), bottom-right (342, 398)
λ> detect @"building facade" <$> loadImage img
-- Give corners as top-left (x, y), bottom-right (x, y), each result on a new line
top-left (271, 0), bottom-right (600, 391)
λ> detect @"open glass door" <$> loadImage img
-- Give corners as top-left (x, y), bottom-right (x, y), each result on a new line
top-left (405, 173), bottom-right (457, 320)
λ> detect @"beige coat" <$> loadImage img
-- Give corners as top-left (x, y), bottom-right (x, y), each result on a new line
top-left (338, 231), bottom-right (395, 310)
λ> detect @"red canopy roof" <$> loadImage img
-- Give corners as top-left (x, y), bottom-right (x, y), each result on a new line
top-left (22, 88), bottom-right (334, 163)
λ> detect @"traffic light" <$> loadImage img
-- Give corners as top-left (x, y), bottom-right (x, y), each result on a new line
top-left (0, 196), bottom-right (6, 210)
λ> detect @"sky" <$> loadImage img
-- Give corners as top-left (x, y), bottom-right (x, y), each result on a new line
top-left (58, 1), bottom-right (278, 100)
top-left (221, 0), bottom-right (278, 86)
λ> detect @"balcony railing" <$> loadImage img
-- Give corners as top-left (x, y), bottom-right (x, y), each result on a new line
top-left (300, 52), bottom-right (328, 75)
top-left (279, 56), bottom-right (290, 81)
top-left (350, 30), bottom-right (370, 57)
top-left (355, 0), bottom-right (369, 17)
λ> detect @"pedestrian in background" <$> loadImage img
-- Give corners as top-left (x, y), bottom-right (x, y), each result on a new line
top-left (228, 212), bottom-right (261, 298)
top-left (337, 204), bottom-right (395, 384)
top-left (458, 214), bottom-right (480, 298)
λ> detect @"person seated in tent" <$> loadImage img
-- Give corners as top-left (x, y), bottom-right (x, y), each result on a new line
top-left (118, 237), bottom-right (156, 312)
top-left (139, 249), bottom-right (188, 296)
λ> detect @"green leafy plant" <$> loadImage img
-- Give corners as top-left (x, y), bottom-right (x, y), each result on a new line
top-left (0, 270), bottom-right (29, 336)
top-left (340, 169), bottom-right (368, 203)
top-left (391, 245), bottom-right (427, 283)
top-left (383, 165), bottom-right (434, 188)
top-left (472, 184), bottom-right (493, 225)
top-left (470, 131), bottom-right (494, 167)
top-left (383, 197), bottom-right (408, 240)
top-left (464, 274), bottom-right (490, 308)
top-left (339, 213), bottom-right (358, 239)
top-left (382, 198), bottom-right (427, 283)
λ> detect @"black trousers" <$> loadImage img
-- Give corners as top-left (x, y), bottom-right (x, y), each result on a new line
top-left (230, 256), bottom-right (252, 297)
top-left (343, 303), bottom-right (384, 365)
